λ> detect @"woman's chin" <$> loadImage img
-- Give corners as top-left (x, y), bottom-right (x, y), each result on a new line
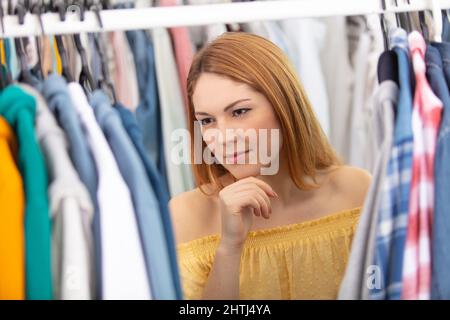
top-left (223, 164), bottom-right (263, 180)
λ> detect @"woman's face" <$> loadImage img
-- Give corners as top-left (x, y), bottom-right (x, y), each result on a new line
top-left (193, 72), bottom-right (282, 179)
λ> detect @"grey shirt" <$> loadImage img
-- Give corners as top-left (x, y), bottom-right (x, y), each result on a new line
top-left (338, 80), bottom-right (398, 299)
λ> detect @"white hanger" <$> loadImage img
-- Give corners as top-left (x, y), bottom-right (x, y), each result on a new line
top-left (432, 0), bottom-right (443, 42)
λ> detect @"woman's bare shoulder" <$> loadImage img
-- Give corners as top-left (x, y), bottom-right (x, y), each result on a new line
top-left (169, 187), bottom-right (220, 246)
top-left (327, 165), bottom-right (372, 208)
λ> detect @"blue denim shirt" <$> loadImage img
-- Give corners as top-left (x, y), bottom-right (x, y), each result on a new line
top-left (115, 103), bottom-right (183, 300)
top-left (90, 91), bottom-right (177, 299)
top-left (427, 43), bottom-right (450, 299)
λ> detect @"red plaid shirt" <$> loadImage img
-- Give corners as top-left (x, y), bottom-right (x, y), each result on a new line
top-left (402, 31), bottom-right (443, 300)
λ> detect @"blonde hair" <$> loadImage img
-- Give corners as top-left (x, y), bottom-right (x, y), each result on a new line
top-left (186, 32), bottom-right (342, 196)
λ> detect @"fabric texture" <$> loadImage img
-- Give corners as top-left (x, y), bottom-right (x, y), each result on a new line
top-left (402, 31), bottom-right (443, 300)
top-left (21, 84), bottom-right (94, 300)
top-left (368, 28), bottom-right (414, 300)
top-left (90, 91), bottom-right (175, 299)
top-left (178, 207), bottom-right (362, 300)
top-left (115, 103), bottom-right (183, 299)
top-left (150, 27), bottom-right (195, 197)
top-left (68, 82), bottom-right (150, 299)
top-left (41, 74), bottom-right (102, 299)
top-left (338, 78), bottom-right (398, 299)
top-left (0, 85), bottom-right (52, 300)
top-left (429, 41), bottom-right (450, 299)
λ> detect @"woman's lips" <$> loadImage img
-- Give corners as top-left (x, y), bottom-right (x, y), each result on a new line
top-left (225, 150), bottom-right (250, 164)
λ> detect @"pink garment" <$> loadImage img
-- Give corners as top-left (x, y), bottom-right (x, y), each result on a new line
top-left (160, 0), bottom-right (194, 116)
top-left (108, 31), bottom-right (139, 111)
top-left (402, 31), bottom-right (443, 300)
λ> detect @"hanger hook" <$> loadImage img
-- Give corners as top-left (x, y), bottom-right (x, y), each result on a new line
top-left (30, 0), bottom-right (45, 35)
top-left (52, 0), bottom-right (66, 22)
top-left (14, 2), bottom-right (26, 25)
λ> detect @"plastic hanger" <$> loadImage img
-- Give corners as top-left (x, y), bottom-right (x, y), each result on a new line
top-left (379, 0), bottom-right (390, 50)
top-left (431, 0), bottom-right (443, 42)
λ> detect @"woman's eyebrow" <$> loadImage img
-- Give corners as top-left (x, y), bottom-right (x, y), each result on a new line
top-left (195, 98), bottom-right (251, 116)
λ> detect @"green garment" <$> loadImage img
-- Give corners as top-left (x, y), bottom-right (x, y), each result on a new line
top-left (0, 85), bottom-right (52, 300)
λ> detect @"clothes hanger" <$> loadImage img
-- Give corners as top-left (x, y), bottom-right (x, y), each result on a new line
top-left (379, 0), bottom-right (390, 51)
top-left (30, 0), bottom-right (45, 80)
top-left (396, 0), bottom-right (414, 33)
top-left (47, 0), bottom-right (75, 81)
top-left (14, 1), bottom-right (36, 85)
top-left (419, 11), bottom-right (430, 41)
top-left (92, 33), bottom-right (117, 104)
top-left (70, 0), bottom-right (97, 93)
top-left (431, 0), bottom-right (443, 42)
top-left (86, 0), bottom-right (118, 104)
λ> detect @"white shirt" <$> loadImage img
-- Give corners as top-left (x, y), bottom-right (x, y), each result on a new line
top-left (68, 83), bottom-right (151, 300)
top-left (150, 28), bottom-right (195, 197)
top-left (279, 18), bottom-right (331, 138)
top-left (319, 16), bottom-right (354, 163)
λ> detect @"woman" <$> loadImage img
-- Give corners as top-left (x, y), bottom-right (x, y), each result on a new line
top-left (170, 32), bottom-right (371, 300)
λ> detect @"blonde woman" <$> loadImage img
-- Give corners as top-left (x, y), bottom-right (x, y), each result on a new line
top-left (170, 32), bottom-right (371, 300)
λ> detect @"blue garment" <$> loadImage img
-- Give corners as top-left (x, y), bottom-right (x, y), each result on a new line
top-left (115, 103), bottom-right (183, 300)
top-left (370, 28), bottom-right (414, 300)
top-left (428, 43), bottom-right (450, 299)
top-left (433, 42), bottom-right (450, 89)
top-left (124, 27), bottom-right (170, 197)
top-left (41, 74), bottom-right (102, 299)
top-left (90, 91), bottom-right (177, 299)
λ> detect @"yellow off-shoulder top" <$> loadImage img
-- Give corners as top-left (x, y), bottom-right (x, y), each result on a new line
top-left (176, 206), bottom-right (362, 300)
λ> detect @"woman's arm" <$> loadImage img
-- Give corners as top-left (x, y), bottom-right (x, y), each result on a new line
top-left (202, 243), bottom-right (243, 300)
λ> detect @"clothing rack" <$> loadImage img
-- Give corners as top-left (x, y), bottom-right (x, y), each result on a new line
top-left (1, 0), bottom-right (450, 38)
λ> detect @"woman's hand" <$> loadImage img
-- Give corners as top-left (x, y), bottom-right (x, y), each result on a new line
top-left (218, 176), bottom-right (278, 250)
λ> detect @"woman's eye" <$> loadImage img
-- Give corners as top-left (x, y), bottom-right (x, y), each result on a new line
top-left (199, 118), bottom-right (214, 126)
top-left (232, 108), bottom-right (251, 117)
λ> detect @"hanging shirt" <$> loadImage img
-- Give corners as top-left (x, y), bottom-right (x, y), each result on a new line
top-left (320, 16), bottom-right (354, 163)
top-left (402, 31), bottom-right (443, 300)
top-left (0, 85), bottom-right (52, 300)
top-left (279, 18), bottom-right (330, 138)
top-left (124, 29), bottom-right (165, 178)
top-left (20, 84), bottom-right (95, 300)
top-left (0, 116), bottom-right (25, 300)
top-left (368, 28), bottom-right (414, 300)
top-left (348, 30), bottom-right (374, 171)
top-left (339, 78), bottom-right (398, 299)
top-left (160, 0), bottom-right (195, 115)
top-left (430, 41), bottom-right (450, 299)
top-left (108, 31), bottom-right (140, 110)
top-left (90, 90), bottom-right (176, 299)
top-left (151, 27), bottom-right (195, 197)
top-left (41, 74), bottom-right (102, 299)
top-left (68, 82), bottom-right (150, 300)
top-left (115, 103), bottom-right (183, 300)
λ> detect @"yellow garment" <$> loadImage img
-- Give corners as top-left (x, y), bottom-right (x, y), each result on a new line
top-left (0, 117), bottom-right (25, 300)
top-left (53, 36), bottom-right (62, 75)
top-left (0, 39), bottom-right (5, 65)
top-left (177, 207), bottom-right (362, 300)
